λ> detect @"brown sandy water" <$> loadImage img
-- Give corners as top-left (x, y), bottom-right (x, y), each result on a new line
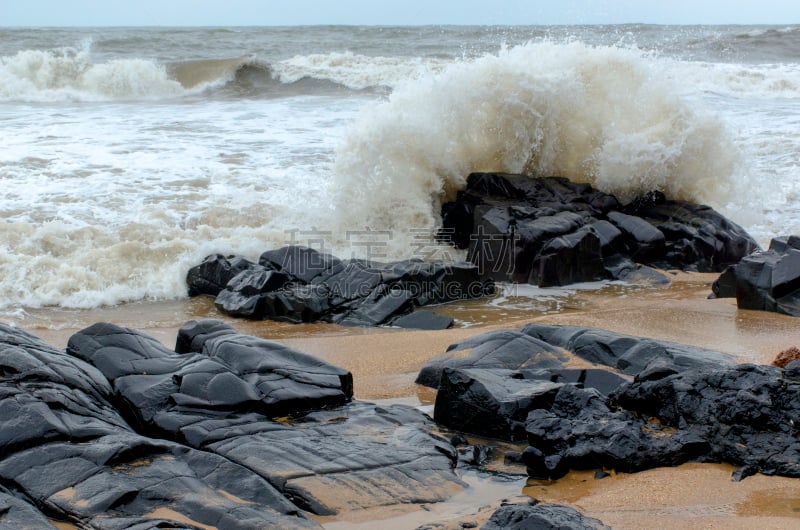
top-left (7, 273), bottom-right (800, 529)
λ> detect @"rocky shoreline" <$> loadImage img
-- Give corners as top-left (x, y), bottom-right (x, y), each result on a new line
top-left (185, 174), bottom-right (759, 331)
top-left (2, 312), bottom-right (799, 528)
top-left (3, 174), bottom-right (800, 528)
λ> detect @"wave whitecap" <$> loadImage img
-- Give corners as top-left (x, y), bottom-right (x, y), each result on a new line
top-left (0, 46), bottom-right (185, 101)
top-left (0, 47), bottom-right (382, 102)
top-left (332, 41), bottom-right (742, 243)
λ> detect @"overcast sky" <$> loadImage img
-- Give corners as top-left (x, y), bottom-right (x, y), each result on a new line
top-left (1, 0), bottom-right (798, 26)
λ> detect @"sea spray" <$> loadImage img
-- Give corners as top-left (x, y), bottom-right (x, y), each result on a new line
top-left (333, 41), bottom-right (742, 244)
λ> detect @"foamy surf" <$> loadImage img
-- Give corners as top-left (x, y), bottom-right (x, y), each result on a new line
top-left (1, 25), bottom-right (798, 313)
top-left (0, 46), bottom-right (379, 102)
top-left (0, 46), bottom-right (185, 101)
top-left (333, 41), bottom-right (743, 243)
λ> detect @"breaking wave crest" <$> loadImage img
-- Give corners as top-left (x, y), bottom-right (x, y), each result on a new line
top-left (332, 41), bottom-right (743, 239)
top-left (0, 46), bottom-right (389, 101)
top-left (0, 46), bottom-right (185, 101)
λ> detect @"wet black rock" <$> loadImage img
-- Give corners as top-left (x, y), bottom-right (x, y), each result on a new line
top-left (435, 367), bottom-right (564, 441)
top-left (390, 310), bottom-right (455, 330)
top-left (711, 236), bottom-right (800, 316)
top-left (519, 336), bottom-right (800, 480)
top-left (185, 253), bottom-right (258, 297)
top-left (432, 364), bottom-right (631, 442)
top-left (416, 329), bottom-right (569, 389)
top-left (612, 363), bottom-right (800, 478)
top-left (187, 247), bottom-right (493, 326)
top-left (260, 245), bottom-right (344, 283)
top-left (417, 323), bottom-right (731, 393)
top-left (440, 173), bottom-right (759, 285)
top-left (622, 191), bottom-right (759, 272)
top-left (0, 487), bottom-right (59, 529)
top-left (524, 385), bottom-right (709, 479)
top-left (481, 501), bottom-right (610, 530)
top-left (520, 323), bottom-right (736, 375)
top-left (416, 328), bottom-right (632, 441)
top-left (0, 323), bottom-right (319, 529)
top-left (66, 320), bottom-right (466, 516)
top-left (199, 403), bottom-right (465, 515)
top-left (530, 226), bottom-right (606, 287)
top-left (417, 323), bottom-right (800, 480)
top-left (66, 321), bottom-right (353, 435)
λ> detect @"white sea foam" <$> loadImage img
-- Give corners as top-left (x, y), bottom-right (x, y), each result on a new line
top-left (0, 47), bottom-right (185, 101)
top-left (666, 60), bottom-right (800, 99)
top-left (273, 51), bottom-right (448, 90)
top-left (0, 95), bottom-right (353, 310)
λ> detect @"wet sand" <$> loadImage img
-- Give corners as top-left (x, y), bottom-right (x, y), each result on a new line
top-left (7, 273), bottom-right (800, 528)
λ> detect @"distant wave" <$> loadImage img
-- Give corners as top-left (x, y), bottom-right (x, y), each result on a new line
top-left (689, 25), bottom-right (800, 63)
top-left (0, 47), bottom-right (404, 102)
top-left (332, 41), bottom-right (744, 243)
top-left (0, 46), bottom-right (184, 101)
top-left (272, 51), bottom-right (449, 90)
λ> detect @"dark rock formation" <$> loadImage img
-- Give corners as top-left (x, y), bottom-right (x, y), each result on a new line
top-left (612, 363), bottom-right (800, 478)
top-left (711, 236), bottom-right (800, 316)
top-left (522, 342), bottom-right (800, 480)
top-left (0, 323), bottom-right (319, 529)
top-left (185, 253), bottom-right (257, 297)
top-left (520, 323), bottom-right (736, 375)
top-left (524, 385), bottom-right (709, 479)
top-left (417, 323), bottom-right (800, 480)
top-left (481, 500), bottom-right (610, 530)
top-left (416, 325), bottom-right (732, 441)
top-left (187, 247), bottom-right (493, 326)
top-left (440, 173), bottom-right (758, 285)
top-left (435, 368), bottom-right (564, 441)
top-left (66, 320), bottom-right (353, 434)
top-left (0, 320), bottom-right (466, 524)
top-left (0, 487), bottom-right (59, 529)
top-left (66, 320), bottom-right (465, 516)
top-left (416, 329), bottom-right (569, 389)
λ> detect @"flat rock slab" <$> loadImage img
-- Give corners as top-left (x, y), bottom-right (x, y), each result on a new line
top-left (0, 323), bottom-right (318, 529)
top-left (416, 329), bottom-right (569, 389)
top-left (66, 320), bottom-right (353, 435)
top-left (0, 488), bottom-right (59, 529)
top-left (520, 323), bottom-right (736, 375)
top-left (195, 403), bottom-right (465, 515)
top-left (67, 320), bottom-right (465, 516)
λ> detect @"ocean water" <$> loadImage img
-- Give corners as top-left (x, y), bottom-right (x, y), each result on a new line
top-left (1, 25), bottom-right (799, 313)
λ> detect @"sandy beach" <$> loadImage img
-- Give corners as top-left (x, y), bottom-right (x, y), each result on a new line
top-left (8, 272), bottom-right (800, 529)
